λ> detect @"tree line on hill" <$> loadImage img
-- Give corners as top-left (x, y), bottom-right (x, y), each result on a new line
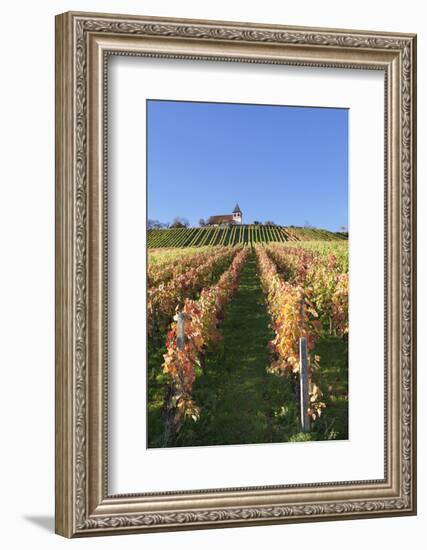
top-left (148, 217), bottom-right (279, 229)
top-left (148, 218), bottom-right (348, 233)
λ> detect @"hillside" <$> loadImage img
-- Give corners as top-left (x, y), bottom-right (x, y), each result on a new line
top-left (148, 225), bottom-right (346, 248)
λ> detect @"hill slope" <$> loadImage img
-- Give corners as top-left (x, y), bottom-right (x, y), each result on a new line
top-left (148, 225), bottom-right (346, 248)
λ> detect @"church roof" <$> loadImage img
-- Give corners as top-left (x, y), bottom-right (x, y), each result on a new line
top-left (233, 203), bottom-right (242, 214)
top-left (208, 214), bottom-right (234, 224)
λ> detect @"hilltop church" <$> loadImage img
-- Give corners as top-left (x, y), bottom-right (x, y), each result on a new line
top-left (207, 204), bottom-right (243, 226)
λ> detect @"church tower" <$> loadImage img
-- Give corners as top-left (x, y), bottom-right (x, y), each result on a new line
top-left (232, 204), bottom-right (242, 224)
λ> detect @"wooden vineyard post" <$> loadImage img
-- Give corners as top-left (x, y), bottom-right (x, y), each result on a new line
top-left (299, 297), bottom-right (311, 432)
top-left (299, 336), bottom-right (311, 432)
top-left (177, 312), bottom-right (186, 350)
top-left (163, 312), bottom-right (186, 446)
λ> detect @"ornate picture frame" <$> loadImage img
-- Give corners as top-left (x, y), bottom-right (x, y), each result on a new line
top-left (55, 11), bottom-right (417, 537)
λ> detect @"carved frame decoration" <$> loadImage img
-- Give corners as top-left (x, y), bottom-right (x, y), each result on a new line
top-left (55, 11), bottom-right (417, 537)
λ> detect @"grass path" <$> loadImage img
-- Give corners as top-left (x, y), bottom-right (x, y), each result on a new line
top-left (175, 251), bottom-right (300, 447)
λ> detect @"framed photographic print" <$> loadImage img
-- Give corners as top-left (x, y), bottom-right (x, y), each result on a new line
top-left (55, 11), bottom-right (417, 537)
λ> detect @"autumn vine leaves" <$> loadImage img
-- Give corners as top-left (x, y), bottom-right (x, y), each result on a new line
top-left (148, 246), bottom-right (236, 338)
top-left (148, 242), bottom-right (349, 442)
top-left (161, 247), bottom-right (249, 439)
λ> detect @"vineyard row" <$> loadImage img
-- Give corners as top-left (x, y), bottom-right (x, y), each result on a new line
top-left (155, 243), bottom-right (348, 436)
top-left (148, 225), bottom-right (346, 248)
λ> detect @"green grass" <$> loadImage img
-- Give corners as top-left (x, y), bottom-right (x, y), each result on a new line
top-left (309, 335), bottom-right (349, 440)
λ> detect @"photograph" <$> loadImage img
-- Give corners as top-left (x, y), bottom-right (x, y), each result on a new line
top-left (146, 99), bottom-right (349, 448)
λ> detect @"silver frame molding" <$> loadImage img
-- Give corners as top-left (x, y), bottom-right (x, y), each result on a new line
top-left (55, 11), bottom-right (417, 538)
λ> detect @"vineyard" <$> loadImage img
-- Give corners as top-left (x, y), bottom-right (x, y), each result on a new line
top-left (148, 224), bottom-right (346, 248)
top-left (147, 241), bottom-right (349, 447)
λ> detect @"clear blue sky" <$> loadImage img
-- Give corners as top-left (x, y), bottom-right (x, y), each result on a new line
top-left (147, 100), bottom-right (348, 231)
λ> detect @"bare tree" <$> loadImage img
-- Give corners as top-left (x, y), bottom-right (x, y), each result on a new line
top-left (170, 217), bottom-right (190, 229)
top-left (148, 219), bottom-right (168, 229)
